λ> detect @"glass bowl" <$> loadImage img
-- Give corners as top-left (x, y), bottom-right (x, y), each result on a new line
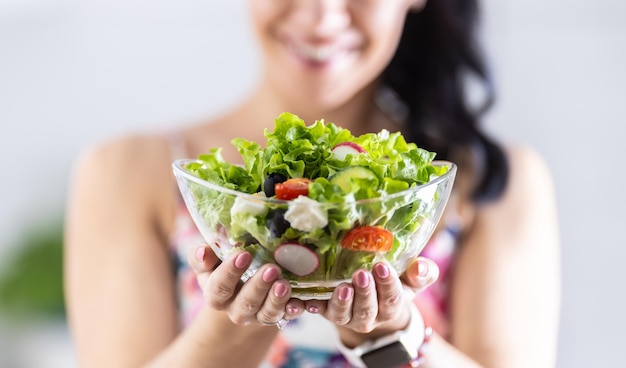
top-left (173, 159), bottom-right (456, 300)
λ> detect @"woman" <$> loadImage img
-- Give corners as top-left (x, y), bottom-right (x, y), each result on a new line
top-left (64, 0), bottom-right (561, 367)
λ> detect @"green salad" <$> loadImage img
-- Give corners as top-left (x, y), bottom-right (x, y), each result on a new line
top-left (182, 112), bottom-right (450, 282)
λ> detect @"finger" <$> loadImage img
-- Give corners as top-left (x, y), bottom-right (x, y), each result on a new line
top-left (323, 283), bottom-right (354, 326)
top-left (304, 299), bottom-right (327, 316)
top-left (187, 245), bottom-right (221, 275)
top-left (201, 250), bottom-right (252, 311)
top-left (284, 298), bottom-right (305, 320)
top-left (324, 283), bottom-right (354, 326)
top-left (255, 279), bottom-right (292, 325)
top-left (372, 262), bottom-right (404, 323)
top-left (350, 269), bottom-right (378, 333)
top-left (401, 257), bottom-right (439, 293)
top-left (230, 263), bottom-right (281, 325)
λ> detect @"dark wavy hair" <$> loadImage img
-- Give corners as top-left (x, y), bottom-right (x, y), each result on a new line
top-left (383, 0), bottom-right (508, 203)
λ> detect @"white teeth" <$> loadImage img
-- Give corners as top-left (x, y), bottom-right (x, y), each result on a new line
top-left (293, 43), bottom-right (335, 62)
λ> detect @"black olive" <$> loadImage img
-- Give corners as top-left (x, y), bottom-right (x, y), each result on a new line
top-left (266, 209), bottom-right (290, 238)
top-left (264, 173), bottom-right (287, 197)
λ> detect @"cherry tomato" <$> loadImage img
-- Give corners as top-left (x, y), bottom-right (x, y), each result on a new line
top-left (274, 178), bottom-right (311, 200)
top-left (341, 226), bottom-right (394, 252)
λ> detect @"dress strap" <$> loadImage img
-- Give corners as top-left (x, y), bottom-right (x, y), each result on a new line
top-left (162, 128), bottom-right (189, 161)
top-left (162, 128), bottom-right (190, 207)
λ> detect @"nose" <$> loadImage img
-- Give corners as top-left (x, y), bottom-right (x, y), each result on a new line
top-left (292, 0), bottom-right (350, 38)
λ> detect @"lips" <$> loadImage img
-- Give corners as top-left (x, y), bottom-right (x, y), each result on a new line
top-left (289, 42), bottom-right (339, 63)
top-left (284, 35), bottom-right (360, 67)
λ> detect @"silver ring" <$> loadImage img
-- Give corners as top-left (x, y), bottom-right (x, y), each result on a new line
top-left (275, 317), bottom-right (289, 330)
top-left (259, 317), bottom-right (290, 330)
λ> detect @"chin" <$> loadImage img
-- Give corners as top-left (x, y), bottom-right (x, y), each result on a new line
top-left (282, 71), bottom-right (366, 105)
top-left (294, 87), bottom-right (358, 113)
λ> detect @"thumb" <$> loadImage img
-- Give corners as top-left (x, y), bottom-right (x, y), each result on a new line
top-left (187, 244), bottom-right (221, 275)
top-left (401, 257), bottom-right (439, 293)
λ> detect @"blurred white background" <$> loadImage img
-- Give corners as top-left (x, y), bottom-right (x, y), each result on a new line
top-left (1, 0), bottom-right (625, 367)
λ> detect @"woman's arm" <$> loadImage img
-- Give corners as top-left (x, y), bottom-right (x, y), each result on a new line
top-left (445, 145), bottom-right (561, 367)
top-left (65, 136), bottom-right (181, 367)
top-left (64, 135), bottom-right (288, 367)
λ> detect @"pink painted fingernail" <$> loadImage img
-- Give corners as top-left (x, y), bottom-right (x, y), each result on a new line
top-left (307, 306), bottom-right (319, 314)
top-left (195, 246), bottom-right (206, 262)
top-left (286, 305), bottom-right (300, 314)
top-left (338, 286), bottom-right (353, 302)
top-left (234, 252), bottom-right (251, 269)
top-left (274, 283), bottom-right (289, 298)
top-left (263, 267), bottom-right (280, 283)
top-left (374, 263), bottom-right (390, 279)
top-left (354, 270), bottom-right (370, 288)
top-left (418, 259), bottom-right (429, 278)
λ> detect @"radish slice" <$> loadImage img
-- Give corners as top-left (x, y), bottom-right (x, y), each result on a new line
top-left (274, 243), bottom-right (319, 276)
top-left (331, 142), bottom-right (366, 160)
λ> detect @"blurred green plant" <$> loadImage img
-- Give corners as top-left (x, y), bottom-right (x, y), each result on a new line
top-left (0, 219), bottom-right (65, 319)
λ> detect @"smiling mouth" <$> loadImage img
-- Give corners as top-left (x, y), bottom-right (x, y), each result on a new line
top-left (287, 42), bottom-right (350, 65)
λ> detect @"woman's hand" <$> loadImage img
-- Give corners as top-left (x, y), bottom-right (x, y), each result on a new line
top-left (187, 245), bottom-right (305, 327)
top-left (303, 257), bottom-right (439, 345)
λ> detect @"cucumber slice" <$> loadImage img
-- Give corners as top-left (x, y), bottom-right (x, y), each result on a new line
top-left (330, 166), bottom-right (379, 193)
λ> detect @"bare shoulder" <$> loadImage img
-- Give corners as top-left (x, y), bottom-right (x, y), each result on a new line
top-left (472, 143), bottom-right (559, 248)
top-left (505, 144), bottom-right (555, 192)
top-left (73, 133), bottom-right (171, 182)
top-left (71, 133), bottom-right (172, 199)
top-left (68, 132), bottom-right (175, 237)
top-left (497, 144), bottom-right (557, 214)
